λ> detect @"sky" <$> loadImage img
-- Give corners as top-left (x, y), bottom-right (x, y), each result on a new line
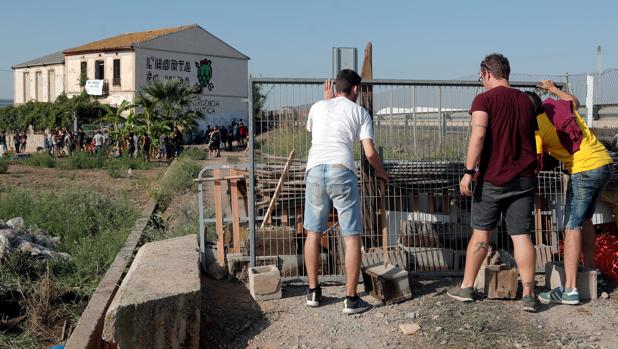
top-left (1, 0), bottom-right (618, 100)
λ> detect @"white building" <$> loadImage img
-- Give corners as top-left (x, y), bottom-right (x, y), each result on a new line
top-left (12, 24), bottom-right (250, 129)
top-left (12, 51), bottom-right (65, 104)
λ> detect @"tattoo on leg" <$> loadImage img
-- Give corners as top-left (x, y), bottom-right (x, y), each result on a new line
top-left (473, 242), bottom-right (489, 254)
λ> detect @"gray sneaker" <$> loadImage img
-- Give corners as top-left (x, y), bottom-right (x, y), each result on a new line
top-left (447, 286), bottom-right (474, 302)
top-left (522, 295), bottom-right (538, 312)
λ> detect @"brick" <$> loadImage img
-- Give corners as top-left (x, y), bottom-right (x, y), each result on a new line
top-left (484, 265), bottom-right (518, 299)
top-left (248, 265), bottom-right (282, 301)
top-left (544, 261), bottom-right (597, 300)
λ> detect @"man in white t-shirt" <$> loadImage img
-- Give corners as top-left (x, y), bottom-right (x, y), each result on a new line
top-left (93, 130), bottom-right (104, 154)
top-left (304, 69), bottom-right (387, 315)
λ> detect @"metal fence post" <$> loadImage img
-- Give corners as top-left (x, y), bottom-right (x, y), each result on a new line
top-left (248, 76), bottom-right (257, 268)
top-left (586, 75), bottom-right (594, 126)
top-left (198, 181), bottom-right (206, 272)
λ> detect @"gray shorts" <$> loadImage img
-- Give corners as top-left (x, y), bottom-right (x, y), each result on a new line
top-left (471, 177), bottom-right (536, 235)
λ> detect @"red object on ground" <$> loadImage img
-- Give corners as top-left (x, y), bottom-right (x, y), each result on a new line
top-left (595, 233), bottom-right (618, 283)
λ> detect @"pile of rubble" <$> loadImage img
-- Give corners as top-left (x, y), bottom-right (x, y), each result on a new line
top-left (0, 217), bottom-right (70, 262)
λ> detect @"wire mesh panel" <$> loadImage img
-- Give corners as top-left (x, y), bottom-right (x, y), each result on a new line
top-left (248, 77), bottom-right (565, 278)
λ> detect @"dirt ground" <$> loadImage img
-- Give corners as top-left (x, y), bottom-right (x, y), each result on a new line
top-left (201, 275), bottom-right (618, 349)
top-left (2, 162), bottom-right (166, 210)
top-left (193, 151), bottom-right (618, 349)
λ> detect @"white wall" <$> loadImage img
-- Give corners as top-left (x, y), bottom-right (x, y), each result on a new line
top-left (13, 64), bottom-right (65, 104)
top-left (65, 51), bottom-right (136, 106)
top-left (134, 27), bottom-right (248, 129)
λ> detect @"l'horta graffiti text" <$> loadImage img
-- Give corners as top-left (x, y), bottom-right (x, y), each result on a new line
top-left (145, 56), bottom-right (214, 92)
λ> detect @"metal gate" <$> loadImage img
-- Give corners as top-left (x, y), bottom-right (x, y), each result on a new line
top-left (243, 77), bottom-right (565, 279)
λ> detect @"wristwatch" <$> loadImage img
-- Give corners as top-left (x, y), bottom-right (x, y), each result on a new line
top-left (463, 168), bottom-right (476, 175)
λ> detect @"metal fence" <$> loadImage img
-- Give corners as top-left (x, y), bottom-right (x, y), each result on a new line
top-left (247, 77), bottom-right (566, 279)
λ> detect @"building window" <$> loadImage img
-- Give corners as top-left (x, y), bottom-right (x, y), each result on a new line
top-left (113, 59), bottom-right (121, 86)
top-left (80, 61), bottom-right (88, 86)
top-left (23, 72), bottom-right (30, 101)
top-left (35, 71), bottom-right (42, 101)
top-left (48, 70), bottom-right (55, 102)
top-left (95, 60), bottom-right (104, 80)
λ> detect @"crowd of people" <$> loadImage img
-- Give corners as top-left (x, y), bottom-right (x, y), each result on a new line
top-left (0, 130), bottom-right (29, 155)
top-left (205, 120), bottom-right (248, 157)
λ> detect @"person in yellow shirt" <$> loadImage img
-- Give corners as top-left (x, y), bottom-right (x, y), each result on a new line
top-left (526, 80), bottom-right (613, 305)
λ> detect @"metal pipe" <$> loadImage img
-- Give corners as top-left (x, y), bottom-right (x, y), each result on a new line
top-left (248, 76), bottom-right (257, 268)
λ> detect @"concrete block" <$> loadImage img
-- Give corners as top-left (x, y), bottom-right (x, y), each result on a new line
top-left (402, 246), bottom-right (453, 272)
top-left (102, 234), bottom-right (200, 349)
top-left (544, 261), bottom-right (597, 300)
top-left (248, 265), bottom-right (282, 301)
top-left (484, 265), bottom-right (518, 299)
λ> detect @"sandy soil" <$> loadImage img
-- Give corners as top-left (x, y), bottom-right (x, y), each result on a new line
top-left (201, 275), bottom-right (618, 349)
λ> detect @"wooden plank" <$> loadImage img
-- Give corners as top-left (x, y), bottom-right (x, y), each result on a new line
top-left (213, 169), bottom-right (226, 266)
top-left (229, 169), bottom-right (241, 254)
top-left (261, 148), bottom-right (295, 228)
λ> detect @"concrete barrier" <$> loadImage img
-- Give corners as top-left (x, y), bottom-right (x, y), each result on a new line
top-left (102, 234), bottom-right (201, 348)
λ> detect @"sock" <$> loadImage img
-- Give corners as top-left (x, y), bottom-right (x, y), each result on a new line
top-left (564, 287), bottom-right (577, 295)
top-left (309, 286), bottom-right (320, 292)
top-left (346, 295), bottom-right (359, 301)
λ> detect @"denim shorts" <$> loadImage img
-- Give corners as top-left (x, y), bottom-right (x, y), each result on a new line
top-left (471, 177), bottom-right (536, 235)
top-left (564, 164), bottom-right (612, 229)
top-left (303, 164), bottom-right (362, 236)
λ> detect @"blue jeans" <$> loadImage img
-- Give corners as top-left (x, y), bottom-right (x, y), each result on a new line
top-left (303, 164), bottom-right (362, 236)
top-left (564, 164), bottom-right (612, 229)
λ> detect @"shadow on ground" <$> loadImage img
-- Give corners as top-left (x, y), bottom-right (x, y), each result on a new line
top-left (200, 276), bottom-right (270, 349)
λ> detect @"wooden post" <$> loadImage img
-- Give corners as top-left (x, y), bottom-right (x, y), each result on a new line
top-left (213, 169), bottom-right (226, 266)
top-left (230, 169), bottom-right (241, 253)
top-left (359, 42), bottom-right (378, 248)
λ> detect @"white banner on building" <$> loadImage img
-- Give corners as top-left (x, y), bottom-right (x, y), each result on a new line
top-left (85, 80), bottom-right (104, 96)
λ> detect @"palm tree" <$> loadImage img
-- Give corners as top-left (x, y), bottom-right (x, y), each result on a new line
top-left (139, 79), bottom-right (202, 131)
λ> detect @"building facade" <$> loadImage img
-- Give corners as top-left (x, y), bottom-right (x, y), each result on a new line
top-left (12, 24), bottom-right (249, 129)
top-left (12, 51), bottom-right (65, 104)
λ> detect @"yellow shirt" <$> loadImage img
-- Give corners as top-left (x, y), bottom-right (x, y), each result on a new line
top-left (535, 106), bottom-right (612, 174)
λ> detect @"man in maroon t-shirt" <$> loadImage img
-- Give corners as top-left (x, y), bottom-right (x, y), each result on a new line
top-left (447, 53), bottom-right (538, 312)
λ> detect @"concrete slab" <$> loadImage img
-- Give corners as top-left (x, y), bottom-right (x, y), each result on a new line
top-left (545, 261), bottom-right (597, 300)
top-left (102, 234), bottom-right (201, 349)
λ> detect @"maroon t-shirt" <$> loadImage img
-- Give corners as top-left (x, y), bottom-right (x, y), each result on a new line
top-left (470, 86), bottom-right (537, 186)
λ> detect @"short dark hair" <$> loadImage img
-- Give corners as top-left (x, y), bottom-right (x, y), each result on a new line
top-left (335, 69), bottom-right (362, 94)
top-left (482, 53), bottom-right (510, 81)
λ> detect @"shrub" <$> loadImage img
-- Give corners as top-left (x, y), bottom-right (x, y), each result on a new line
top-left (151, 158), bottom-right (201, 208)
top-left (0, 159), bottom-right (8, 174)
top-left (23, 152), bottom-right (56, 168)
top-left (181, 147), bottom-right (208, 161)
top-left (57, 152), bottom-right (104, 170)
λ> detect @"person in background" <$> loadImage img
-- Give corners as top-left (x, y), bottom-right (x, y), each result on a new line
top-left (13, 131), bottom-right (20, 153)
top-left (93, 130), bottom-right (104, 154)
top-left (77, 128), bottom-right (85, 151)
top-left (173, 128), bottom-right (183, 157)
top-left (208, 126), bottom-right (221, 158)
top-left (0, 130), bottom-right (7, 156)
top-left (127, 132), bottom-right (136, 158)
top-left (142, 133), bottom-right (152, 162)
top-left (526, 81), bottom-right (613, 306)
top-left (447, 53), bottom-right (539, 312)
top-left (159, 133), bottom-right (169, 162)
top-left (227, 125), bottom-right (234, 151)
top-left (19, 131), bottom-right (28, 153)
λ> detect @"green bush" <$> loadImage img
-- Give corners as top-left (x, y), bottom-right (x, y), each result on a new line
top-left (181, 147), bottom-right (208, 161)
top-left (23, 152), bottom-right (56, 168)
top-left (0, 159), bottom-right (8, 174)
top-left (0, 187), bottom-right (137, 293)
top-left (152, 158), bottom-right (201, 208)
top-left (57, 152), bottom-right (105, 170)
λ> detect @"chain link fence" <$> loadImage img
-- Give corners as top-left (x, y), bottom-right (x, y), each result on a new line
top-left (246, 78), bottom-right (566, 279)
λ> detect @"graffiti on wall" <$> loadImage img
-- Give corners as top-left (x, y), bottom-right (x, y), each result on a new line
top-left (145, 56), bottom-right (214, 92)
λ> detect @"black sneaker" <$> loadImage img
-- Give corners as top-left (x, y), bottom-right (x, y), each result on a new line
top-left (306, 287), bottom-right (322, 307)
top-left (342, 296), bottom-right (370, 315)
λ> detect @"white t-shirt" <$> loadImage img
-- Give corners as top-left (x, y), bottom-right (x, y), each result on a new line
top-left (306, 97), bottom-right (374, 172)
top-left (93, 133), bottom-right (104, 146)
